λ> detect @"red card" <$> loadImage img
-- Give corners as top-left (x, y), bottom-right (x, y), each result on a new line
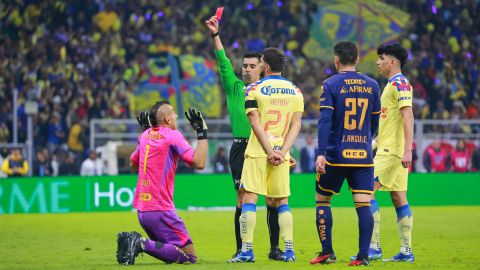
top-left (215, 7), bottom-right (224, 20)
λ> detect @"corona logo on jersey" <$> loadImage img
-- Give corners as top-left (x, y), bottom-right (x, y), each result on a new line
top-left (260, 85), bottom-right (296, 96)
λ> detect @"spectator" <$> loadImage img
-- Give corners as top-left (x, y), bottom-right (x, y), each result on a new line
top-left (67, 119), bottom-right (88, 169)
top-left (423, 141), bottom-right (450, 173)
top-left (67, 118), bottom-right (86, 155)
top-left (0, 147), bottom-right (9, 178)
top-left (450, 139), bottom-right (471, 172)
top-left (0, 0), bottom-right (478, 174)
top-left (51, 152), bottom-right (60, 176)
top-left (0, 122), bottom-right (9, 143)
top-left (33, 148), bottom-right (53, 177)
top-left (59, 153), bottom-right (77, 176)
top-left (80, 150), bottom-right (103, 176)
top-left (47, 112), bottom-right (66, 154)
top-left (93, 3), bottom-right (120, 33)
top-left (1, 148), bottom-right (29, 177)
top-left (300, 134), bottom-right (317, 173)
top-left (213, 146), bottom-right (228, 173)
top-left (470, 145), bottom-right (480, 172)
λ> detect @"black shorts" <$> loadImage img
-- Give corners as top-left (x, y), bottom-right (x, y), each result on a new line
top-left (229, 138), bottom-right (248, 190)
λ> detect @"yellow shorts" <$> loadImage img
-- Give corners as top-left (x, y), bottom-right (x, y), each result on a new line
top-left (240, 156), bottom-right (290, 197)
top-left (374, 155), bottom-right (408, 191)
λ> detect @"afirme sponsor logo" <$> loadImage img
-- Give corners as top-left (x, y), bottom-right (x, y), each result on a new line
top-left (260, 86), bottom-right (296, 96)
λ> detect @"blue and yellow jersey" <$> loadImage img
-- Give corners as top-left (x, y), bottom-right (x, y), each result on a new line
top-left (244, 75), bottom-right (304, 158)
top-left (320, 71), bottom-right (381, 166)
top-left (377, 73), bottom-right (413, 158)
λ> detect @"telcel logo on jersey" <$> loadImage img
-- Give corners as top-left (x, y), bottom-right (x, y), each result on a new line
top-left (260, 85), bottom-right (296, 96)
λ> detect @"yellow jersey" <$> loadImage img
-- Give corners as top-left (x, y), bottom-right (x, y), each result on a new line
top-left (377, 73), bottom-right (413, 158)
top-left (244, 75), bottom-right (304, 158)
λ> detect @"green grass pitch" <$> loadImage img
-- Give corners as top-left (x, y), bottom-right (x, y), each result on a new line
top-left (1, 206), bottom-right (479, 269)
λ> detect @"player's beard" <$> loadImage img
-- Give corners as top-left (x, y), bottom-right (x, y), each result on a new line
top-left (243, 73), bottom-right (252, 84)
top-left (260, 66), bottom-right (266, 78)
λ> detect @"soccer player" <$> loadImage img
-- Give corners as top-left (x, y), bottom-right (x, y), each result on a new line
top-left (229, 47), bottom-right (304, 263)
top-left (115, 101), bottom-right (208, 265)
top-left (367, 43), bottom-right (415, 262)
top-left (309, 41), bottom-right (381, 266)
top-left (205, 15), bottom-right (285, 260)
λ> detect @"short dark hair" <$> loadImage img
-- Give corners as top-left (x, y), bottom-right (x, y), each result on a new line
top-left (262, 47), bottom-right (286, 73)
top-left (377, 43), bottom-right (408, 68)
top-left (333, 41), bottom-right (358, 65)
top-left (148, 100), bottom-right (170, 126)
top-left (243, 52), bottom-right (262, 61)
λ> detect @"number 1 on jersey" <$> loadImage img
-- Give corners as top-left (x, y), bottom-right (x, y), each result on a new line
top-left (143, 144), bottom-right (150, 173)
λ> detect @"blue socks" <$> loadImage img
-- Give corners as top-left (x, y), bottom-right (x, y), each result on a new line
top-left (355, 202), bottom-right (374, 259)
top-left (316, 201), bottom-right (333, 253)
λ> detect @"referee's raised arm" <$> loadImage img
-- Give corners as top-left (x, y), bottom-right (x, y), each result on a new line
top-left (205, 16), bottom-right (223, 51)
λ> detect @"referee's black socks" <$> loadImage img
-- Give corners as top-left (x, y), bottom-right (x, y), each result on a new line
top-left (267, 206), bottom-right (280, 249)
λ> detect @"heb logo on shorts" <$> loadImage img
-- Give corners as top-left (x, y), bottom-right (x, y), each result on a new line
top-left (342, 149), bottom-right (367, 159)
top-left (261, 85), bottom-right (296, 96)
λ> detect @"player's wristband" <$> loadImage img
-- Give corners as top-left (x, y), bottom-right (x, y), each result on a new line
top-left (197, 130), bottom-right (208, 140)
top-left (210, 31), bottom-right (219, 38)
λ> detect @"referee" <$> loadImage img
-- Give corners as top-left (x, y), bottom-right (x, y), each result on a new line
top-left (205, 15), bottom-right (284, 260)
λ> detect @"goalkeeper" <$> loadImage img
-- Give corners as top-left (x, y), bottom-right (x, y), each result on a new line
top-left (116, 101), bottom-right (208, 265)
top-left (205, 14), bottom-right (291, 260)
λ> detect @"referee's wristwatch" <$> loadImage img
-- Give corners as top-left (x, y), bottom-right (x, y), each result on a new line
top-left (210, 31), bottom-right (219, 38)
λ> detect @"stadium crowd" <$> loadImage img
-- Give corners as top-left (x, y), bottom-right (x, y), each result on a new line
top-left (0, 0), bottom-right (479, 176)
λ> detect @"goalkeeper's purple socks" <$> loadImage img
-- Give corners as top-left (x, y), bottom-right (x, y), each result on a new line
top-left (143, 239), bottom-right (196, 264)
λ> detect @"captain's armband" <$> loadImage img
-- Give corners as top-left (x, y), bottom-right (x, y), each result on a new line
top-left (245, 100), bottom-right (258, 109)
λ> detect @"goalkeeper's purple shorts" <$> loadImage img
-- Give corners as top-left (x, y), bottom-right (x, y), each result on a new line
top-left (138, 210), bottom-right (193, 248)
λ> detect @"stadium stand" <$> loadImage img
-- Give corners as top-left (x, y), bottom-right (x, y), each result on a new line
top-left (0, 0), bottom-right (478, 175)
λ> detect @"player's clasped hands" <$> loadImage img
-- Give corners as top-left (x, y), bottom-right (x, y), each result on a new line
top-left (268, 151), bottom-right (284, 166)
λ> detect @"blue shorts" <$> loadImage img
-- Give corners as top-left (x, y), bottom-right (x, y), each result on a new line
top-left (315, 165), bottom-right (374, 196)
